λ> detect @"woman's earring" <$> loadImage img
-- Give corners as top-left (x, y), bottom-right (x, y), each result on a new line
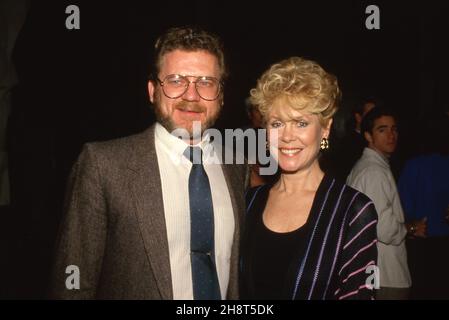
top-left (320, 137), bottom-right (329, 150)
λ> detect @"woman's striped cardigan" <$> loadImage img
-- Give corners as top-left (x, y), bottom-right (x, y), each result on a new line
top-left (241, 174), bottom-right (378, 300)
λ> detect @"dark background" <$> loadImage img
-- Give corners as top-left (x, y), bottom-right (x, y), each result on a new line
top-left (1, 0), bottom-right (448, 298)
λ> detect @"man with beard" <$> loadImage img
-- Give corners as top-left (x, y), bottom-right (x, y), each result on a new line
top-left (50, 26), bottom-right (248, 299)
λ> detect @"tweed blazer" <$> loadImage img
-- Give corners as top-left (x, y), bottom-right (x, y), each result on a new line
top-left (50, 124), bottom-right (248, 299)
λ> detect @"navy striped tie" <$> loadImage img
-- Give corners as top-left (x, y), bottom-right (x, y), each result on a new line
top-left (184, 146), bottom-right (221, 300)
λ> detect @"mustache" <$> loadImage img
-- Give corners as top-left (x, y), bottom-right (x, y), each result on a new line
top-left (175, 101), bottom-right (206, 113)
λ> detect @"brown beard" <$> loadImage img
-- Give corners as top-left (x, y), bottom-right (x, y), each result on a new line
top-left (153, 93), bottom-right (222, 137)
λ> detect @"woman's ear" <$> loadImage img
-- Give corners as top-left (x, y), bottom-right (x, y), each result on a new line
top-left (323, 118), bottom-right (333, 139)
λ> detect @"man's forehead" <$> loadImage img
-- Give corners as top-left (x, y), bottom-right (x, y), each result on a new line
top-left (374, 115), bottom-right (396, 127)
top-left (159, 49), bottom-right (220, 76)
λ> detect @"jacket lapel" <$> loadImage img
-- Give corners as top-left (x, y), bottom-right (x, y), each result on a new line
top-left (127, 125), bottom-right (173, 299)
top-left (125, 127), bottom-right (247, 300)
top-left (220, 163), bottom-right (246, 299)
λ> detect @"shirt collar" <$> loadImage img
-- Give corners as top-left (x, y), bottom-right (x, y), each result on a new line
top-left (363, 147), bottom-right (390, 167)
top-left (155, 122), bottom-right (215, 162)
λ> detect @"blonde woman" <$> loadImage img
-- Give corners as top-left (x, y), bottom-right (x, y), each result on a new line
top-left (241, 57), bottom-right (378, 300)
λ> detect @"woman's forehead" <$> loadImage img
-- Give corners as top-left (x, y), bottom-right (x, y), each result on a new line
top-left (269, 103), bottom-right (314, 120)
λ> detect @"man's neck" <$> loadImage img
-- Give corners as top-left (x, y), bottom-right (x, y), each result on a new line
top-left (368, 146), bottom-right (391, 160)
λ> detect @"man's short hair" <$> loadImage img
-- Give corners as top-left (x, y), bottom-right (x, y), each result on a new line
top-left (151, 26), bottom-right (227, 80)
top-left (354, 95), bottom-right (384, 115)
top-left (361, 107), bottom-right (397, 135)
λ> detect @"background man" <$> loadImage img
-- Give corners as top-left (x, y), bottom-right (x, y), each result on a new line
top-left (347, 107), bottom-right (415, 300)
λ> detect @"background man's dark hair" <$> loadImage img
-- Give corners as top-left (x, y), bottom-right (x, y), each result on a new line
top-left (151, 26), bottom-right (227, 80)
top-left (353, 95), bottom-right (384, 116)
top-left (361, 107), bottom-right (397, 136)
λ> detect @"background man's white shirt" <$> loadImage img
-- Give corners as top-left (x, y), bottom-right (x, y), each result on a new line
top-left (347, 147), bottom-right (411, 288)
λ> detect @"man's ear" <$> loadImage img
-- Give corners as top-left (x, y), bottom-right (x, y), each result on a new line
top-left (364, 131), bottom-right (373, 144)
top-left (219, 90), bottom-right (225, 107)
top-left (355, 113), bottom-right (363, 125)
top-left (148, 80), bottom-right (155, 103)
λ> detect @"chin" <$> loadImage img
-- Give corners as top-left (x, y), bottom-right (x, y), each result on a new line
top-left (279, 163), bottom-right (302, 173)
top-left (281, 168), bottom-right (300, 174)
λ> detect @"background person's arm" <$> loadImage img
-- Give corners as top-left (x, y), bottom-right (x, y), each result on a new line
top-left (350, 167), bottom-right (407, 246)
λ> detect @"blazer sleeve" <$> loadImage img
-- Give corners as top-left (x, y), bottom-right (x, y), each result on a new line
top-left (335, 194), bottom-right (378, 300)
top-left (350, 167), bottom-right (407, 245)
top-left (49, 143), bottom-right (107, 299)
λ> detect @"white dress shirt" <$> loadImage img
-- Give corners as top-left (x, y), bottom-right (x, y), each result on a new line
top-left (154, 123), bottom-right (235, 299)
top-left (347, 147), bottom-right (411, 288)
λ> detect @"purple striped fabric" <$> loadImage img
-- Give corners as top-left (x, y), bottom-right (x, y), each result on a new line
top-left (349, 201), bottom-right (374, 226)
top-left (308, 184), bottom-right (346, 299)
top-left (322, 191), bottom-right (360, 299)
top-left (242, 175), bottom-right (378, 300)
top-left (341, 260), bottom-right (376, 284)
top-left (339, 239), bottom-right (377, 276)
top-left (338, 284), bottom-right (370, 300)
top-left (291, 179), bottom-right (335, 299)
top-left (343, 219), bottom-right (377, 250)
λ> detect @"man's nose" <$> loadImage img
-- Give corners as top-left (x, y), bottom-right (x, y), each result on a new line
top-left (182, 82), bottom-right (200, 101)
top-left (387, 129), bottom-right (396, 139)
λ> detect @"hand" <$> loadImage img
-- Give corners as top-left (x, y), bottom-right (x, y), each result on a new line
top-left (412, 217), bottom-right (427, 238)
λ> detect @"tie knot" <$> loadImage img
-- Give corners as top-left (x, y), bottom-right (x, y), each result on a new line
top-left (184, 146), bottom-right (203, 164)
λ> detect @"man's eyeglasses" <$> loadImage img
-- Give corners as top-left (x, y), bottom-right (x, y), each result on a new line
top-left (156, 74), bottom-right (222, 101)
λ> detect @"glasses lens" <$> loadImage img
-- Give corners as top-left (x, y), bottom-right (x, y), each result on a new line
top-left (161, 75), bottom-right (221, 100)
top-left (195, 77), bottom-right (220, 100)
top-left (162, 75), bottom-right (188, 98)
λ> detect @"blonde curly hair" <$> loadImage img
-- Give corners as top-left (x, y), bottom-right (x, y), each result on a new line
top-left (249, 57), bottom-right (341, 127)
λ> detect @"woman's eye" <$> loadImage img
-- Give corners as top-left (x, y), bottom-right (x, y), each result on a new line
top-left (270, 121), bottom-right (282, 128)
top-left (297, 121), bottom-right (308, 128)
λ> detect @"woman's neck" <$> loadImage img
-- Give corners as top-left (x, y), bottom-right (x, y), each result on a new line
top-left (274, 161), bottom-right (324, 195)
